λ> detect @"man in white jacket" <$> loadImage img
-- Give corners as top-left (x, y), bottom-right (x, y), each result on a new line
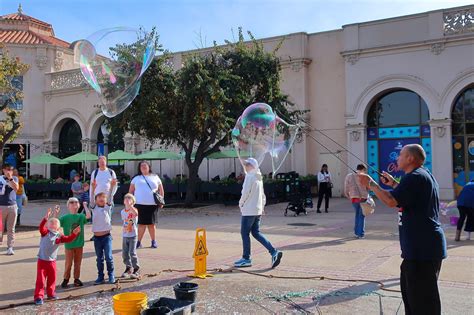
top-left (234, 158), bottom-right (283, 268)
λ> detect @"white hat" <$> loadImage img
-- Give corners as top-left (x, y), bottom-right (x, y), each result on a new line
top-left (244, 158), bottom-right (259, 169)
top-left (67, 197), bottom-right (79, 206)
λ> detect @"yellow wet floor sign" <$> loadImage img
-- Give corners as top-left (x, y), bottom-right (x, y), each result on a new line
top-left (189, 228), bottom-right (213, 279)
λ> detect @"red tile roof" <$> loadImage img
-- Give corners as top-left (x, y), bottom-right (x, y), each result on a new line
top-left (0, 30), bottom-right (70, 48)
top-left (1, 13), bottom-right (52, 28)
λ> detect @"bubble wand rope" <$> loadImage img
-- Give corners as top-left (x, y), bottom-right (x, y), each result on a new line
top-left (277, 110), bottom-right (385, 178)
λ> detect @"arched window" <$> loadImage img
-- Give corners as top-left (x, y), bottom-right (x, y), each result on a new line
top-left (366, 89), bottom-right (431, 186)
top-left (58, 119), bottom-right (82, 158)
top-left (451, 85), bottom-right (474, 195)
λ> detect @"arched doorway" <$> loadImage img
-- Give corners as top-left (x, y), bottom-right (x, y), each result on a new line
top-left (451, 85), bottom-right (474, 195)
top-left (366, 89), bottom-right (431, 187)
top-left (53, 119), bottom-right (82, 179)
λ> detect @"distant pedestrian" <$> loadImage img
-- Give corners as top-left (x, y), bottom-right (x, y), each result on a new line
top-left (0, 163), bottom-right (19, 255)
top-left (455, 180), bottom-right (474, 241)
top-left (317, 164), bottom-right (332, 213)
top-left (344, 164), bottom-right (369, 239)
top-left (13, 169), bottom-right (25, 226)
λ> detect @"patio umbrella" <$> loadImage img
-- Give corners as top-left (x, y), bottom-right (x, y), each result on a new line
top-left (107, 150), bottom-right (136, 165)
top-left (24, 153), bottom-right (68, 178)
top-left (64, 152), bottom-right (99, 175)
top-left (24, 153), bottom-right (69, 165)
top-left (206, 149), bottom-right (251, 180)
top-left (63, 152), bottom-right (99, 162)
top-left (135, 149), bottom-right (182, 175)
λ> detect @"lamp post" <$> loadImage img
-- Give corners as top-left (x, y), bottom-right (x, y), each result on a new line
top-left (101, 122), bottom-right (110, 158)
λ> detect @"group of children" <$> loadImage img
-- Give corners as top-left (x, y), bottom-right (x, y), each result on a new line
top-left (34, 192), bottom-right (140, 305)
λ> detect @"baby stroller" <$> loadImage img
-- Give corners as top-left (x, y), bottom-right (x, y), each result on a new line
top-left (283, 172), bottom-right (309, 216)
top-left (284, 194), bottom-right (308, 216)
top-left (301, 181), bottom-right (314, 209)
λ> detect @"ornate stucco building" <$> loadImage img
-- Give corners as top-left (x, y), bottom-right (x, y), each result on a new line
top-left (1, 5), bottom-right (473, 199)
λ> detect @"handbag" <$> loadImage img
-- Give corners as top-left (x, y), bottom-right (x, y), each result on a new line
top-left (351, 174), bottom-right (375, 216)
top-left (142, 175), bottom-right (165, 206)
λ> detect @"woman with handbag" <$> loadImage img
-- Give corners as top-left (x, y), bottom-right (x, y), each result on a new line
top-left (129, 161), bottom-right (164, 249)
top-left (317, 164), bottom-right (332, 213)
top-left (344, 164), bottom-right (374, 239)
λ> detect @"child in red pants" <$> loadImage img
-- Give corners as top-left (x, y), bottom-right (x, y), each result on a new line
top-left (34, 207), bottom-right (80, 305)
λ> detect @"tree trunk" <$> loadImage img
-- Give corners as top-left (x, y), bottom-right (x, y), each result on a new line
top-left (184, 162), bottom-right (200, 207)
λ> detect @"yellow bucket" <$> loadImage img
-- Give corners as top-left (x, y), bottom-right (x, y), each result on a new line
top-left (113, 292), bottom-right (148, 315)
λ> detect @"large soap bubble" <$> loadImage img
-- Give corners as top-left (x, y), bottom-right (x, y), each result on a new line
top-left (232, 103), bottom-right (299, 176)
top-left (77, 27), bottom-right (156, 118)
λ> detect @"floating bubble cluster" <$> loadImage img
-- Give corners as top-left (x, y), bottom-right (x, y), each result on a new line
top-left (232, 103), bottom-right (299, 175)
top-left (77, 27), bottom-right (156, 117)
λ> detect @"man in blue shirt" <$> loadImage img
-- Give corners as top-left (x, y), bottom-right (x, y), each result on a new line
top-left (358, 144), bottom-right (447, 315)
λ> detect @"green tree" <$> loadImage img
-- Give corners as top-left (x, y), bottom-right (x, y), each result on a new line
top-left (110, 29), bottom-right (301, 205)
top-left (0, 48), bottom-right (29, 164)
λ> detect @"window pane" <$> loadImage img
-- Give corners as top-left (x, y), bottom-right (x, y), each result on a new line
top-left (421, 99), bottom-right (430, 123)
top-left (452, 94), bottom-right (464, 123)
top-left (463, 88), bottom-right (474, 122)
top-left (378, 91), bottom-right (421, 127)
top-left (466, 123), bottom-right (474, 135)
top-left (452, 123), bottom-right (465, 135)
top-left (367, 103), bottom-right (378, 127)
top-left (453, 136), bottom-right (466, 190)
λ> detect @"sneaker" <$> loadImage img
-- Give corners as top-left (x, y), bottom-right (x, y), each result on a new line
top-left (35, 298), bottom-right (44, 305)
top-left (61, 279), bottom-right (69, 288)
top-left (234, 258), bottom-right (252, 268)
top-left (121, 267), bottom-right (132, 278)
top-left (47, 296), bottom-right (58, 300)
top-left (6, 247), bottom-right (14, 255)
top-left (131, 267), bottom-right (140, 279)
top-left (271, 251), bottom-right (283, 269)
top-left (94, 277), bottom-right (105, 285)
top-left (136, 241), bottom-right (142, 249)
top-left (151, 240), bottom-right (158, 248)
top-left (108, 274), bottom-right (116, 284)
top-left (73, 279), bottom-right (83, 287)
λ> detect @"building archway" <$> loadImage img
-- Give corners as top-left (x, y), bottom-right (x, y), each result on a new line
top-left (366, 89), bottom-right (431, 187)
top-left (52, 119), bottom-right (82, 179)
top-left (451, 84), bottom-right (474, 195)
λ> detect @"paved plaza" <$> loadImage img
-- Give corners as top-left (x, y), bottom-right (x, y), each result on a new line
top-left (0, 198), bottom-right (472, 314)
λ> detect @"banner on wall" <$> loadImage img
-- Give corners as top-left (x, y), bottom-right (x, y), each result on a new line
top-left (378, 138), bottom-right (420, 189)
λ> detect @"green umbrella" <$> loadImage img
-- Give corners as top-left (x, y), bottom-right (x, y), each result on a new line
top-left (24, 153), bottom-right (68, 165)
top-left (107, 150), bottom-right (136, 161)
top-left (135, 149), bottom-right (182, 175)
top-left (135, 149), bottom-right (182, 160)
top-left (64, 152), bottom-right (99, 162)
top-left (205, 149), bottom-right (251, 181)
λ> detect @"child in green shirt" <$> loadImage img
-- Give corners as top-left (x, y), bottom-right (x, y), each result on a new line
top-left (59, 197), bottom-right (87, 288)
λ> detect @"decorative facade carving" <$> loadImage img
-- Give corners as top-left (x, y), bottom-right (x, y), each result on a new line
top-left (81, 138), bottom-right (91, 152)
top-left (54, 51), bottom-right (64, 71)
top-left (35, 56), bottom-right (48, 70)
top-left (344, 53), bottom-right (359, 65)
top-left (434, 126), bottom-right (446, 138)
top-left (350, 130), bottom-right (361, 142)
top-left (430, 43), bottom-right (445, 55)
top-left (444, 8), bottom-right (474, 35)
top-left (429, 119), bottom-right (451, 138)
top-left (50, 69), bottom-right (87, 90)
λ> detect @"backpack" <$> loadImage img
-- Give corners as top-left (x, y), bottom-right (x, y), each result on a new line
top-left (93, 168), bottom-right (114, 180)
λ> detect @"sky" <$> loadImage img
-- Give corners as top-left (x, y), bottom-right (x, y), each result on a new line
top-left (1, 0), bottom-right (473, 52)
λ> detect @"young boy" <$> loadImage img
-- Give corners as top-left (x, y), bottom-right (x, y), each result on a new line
top-left (121, 193), bottom-right (140, 279)
top-left (59, 197), bottom-right (87, 288)
top-left (35, 207), bottom-right (80, 305)
top-left (234, 158), bottom-right (283, 269)
top-left (79, 182), bottom-right (90, 215)
top-left (84, 192), bottom-right (115, 284)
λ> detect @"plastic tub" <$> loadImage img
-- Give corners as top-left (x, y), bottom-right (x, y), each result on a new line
top-left (450, 216), bottom-right (459, 226)
top-left (173, 282), bottom-right (198, 302)
top-left (148, 297), bottom-right (196, 315)
top-left (113, 292), bottom-right (148, 315)
top-left (141, 306), bottom-right (172, 315)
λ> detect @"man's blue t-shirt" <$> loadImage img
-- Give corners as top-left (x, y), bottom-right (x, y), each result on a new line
top-left (390, 167), bottom-right (447, 260)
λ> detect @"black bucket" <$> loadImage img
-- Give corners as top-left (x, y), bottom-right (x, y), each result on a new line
top-left (173, 282), bottom-right (199, 302)
top-left (141, 306), bottom-right (172, 315)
